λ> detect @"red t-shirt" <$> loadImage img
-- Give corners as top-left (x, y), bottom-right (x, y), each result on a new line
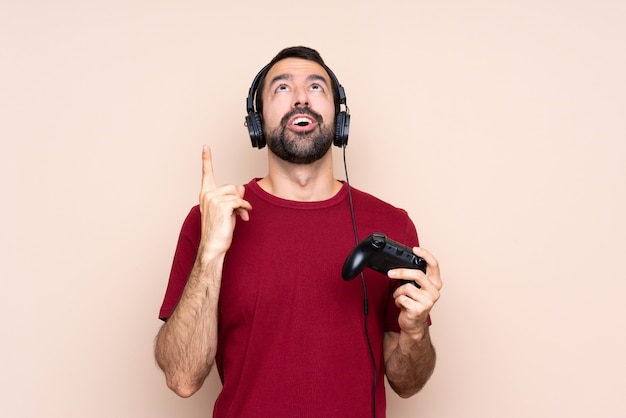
top-left (159, 179), bottom-right (420, 417)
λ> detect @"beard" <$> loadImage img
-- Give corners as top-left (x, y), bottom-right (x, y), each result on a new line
top-left (264, 108), bottom-right (334, 165)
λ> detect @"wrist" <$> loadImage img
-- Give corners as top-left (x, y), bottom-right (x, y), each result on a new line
top-left (192, 244), bottom-right (226, 286)
top-left (399, 324), bottom-right (430, 353)
top-left (197, 239), bottom-right (229, 264)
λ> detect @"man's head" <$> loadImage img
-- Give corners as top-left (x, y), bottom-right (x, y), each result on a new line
top-left (254, 46), bottom-right (341, 116)
top-left (245, 46), bottom-right (349, 162)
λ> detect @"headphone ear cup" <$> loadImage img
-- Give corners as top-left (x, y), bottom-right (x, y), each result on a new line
top-left (246, 111), bottom-right (265, 149)
top-left (334, 111), bottom-right (350, 147)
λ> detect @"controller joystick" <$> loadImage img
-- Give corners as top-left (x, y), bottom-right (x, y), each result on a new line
top-left (341, 233), bottom-right (426, 288)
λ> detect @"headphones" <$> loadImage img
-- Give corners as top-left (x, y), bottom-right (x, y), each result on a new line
top-left (245, 63), bottom-right (350, 149)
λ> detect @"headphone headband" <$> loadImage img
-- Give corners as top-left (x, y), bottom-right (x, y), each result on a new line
top-left (246, 64), bottom-right (269, 115)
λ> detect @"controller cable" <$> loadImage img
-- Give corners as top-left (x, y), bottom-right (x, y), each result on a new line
top-left (342, 144), bottom-right (378, 418)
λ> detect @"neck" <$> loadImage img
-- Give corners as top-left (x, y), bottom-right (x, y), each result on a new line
top-left (258, 152), bottom-right (342, 201)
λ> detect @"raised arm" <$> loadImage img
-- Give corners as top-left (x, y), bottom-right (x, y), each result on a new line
top-left (383, 247), bottom-right (442, 397)
top-left (154, 145), bottom-right (251, 397)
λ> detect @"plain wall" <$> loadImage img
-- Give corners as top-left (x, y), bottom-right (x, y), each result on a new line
top-left (1, 0), bottom-right (625, 417)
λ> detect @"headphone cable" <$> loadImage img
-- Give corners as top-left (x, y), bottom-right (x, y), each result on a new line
top-left (343, 144), bottom-right (378, 418)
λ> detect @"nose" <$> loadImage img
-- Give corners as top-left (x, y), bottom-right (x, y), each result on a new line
top-left (293, 88), bottom-right (309, 108)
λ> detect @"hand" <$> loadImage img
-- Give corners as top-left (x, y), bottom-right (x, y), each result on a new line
top-left (198, 145), bottom-right (252, 257)
top-left (388, 247), bottom-right (442, 336)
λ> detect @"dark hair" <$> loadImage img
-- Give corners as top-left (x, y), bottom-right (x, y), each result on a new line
top-left (255, 46), bottom-right (340, 115)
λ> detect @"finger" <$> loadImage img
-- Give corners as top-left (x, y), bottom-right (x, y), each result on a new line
top-left (394, 284), bottom-right (438, 316)
top-left (235, 207), bottom-right (251, 221)
top-left (394, 291), bottom-right (432, 322)
top-left (208, 189), bottom-right (253, 220)
top-left (234, 185), bottom-right (251, 221)
top-left (201, 144), bottom-right (217, 191)
top-left (390, 268), bottom-right (440, 304)
top-left (388, 268), bottom-right (425, 287)
top-left (413, 247), bottom-right (442, 290)
top-left (395, 280), bottom-right (437, 302)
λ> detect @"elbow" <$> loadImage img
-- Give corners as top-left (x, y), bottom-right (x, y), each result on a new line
top-left (154, 333), bottom-right (214, 398)
top-left (165, 373), bottom-right (205, 398)
top-left (389, 382), bottom-right (422, 399)
top-left (398, 387), bottom-right (422, 399)
top-left (158, 358), bottom-right (211, 399)
top-left (168, 380), bottom-right (201, 398)
top-left (155, 355), bottom-right (213, 398)
top-left (387, 362), bottom-right (435, 399)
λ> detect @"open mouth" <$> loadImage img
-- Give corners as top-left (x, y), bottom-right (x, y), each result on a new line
top-left (287, 114), bottom-right (318, 132)
top-left (292, 117), bottom-right (313, 127)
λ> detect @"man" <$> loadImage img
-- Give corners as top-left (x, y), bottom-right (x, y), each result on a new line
top-left (155, 46), bottom-right (442, 417)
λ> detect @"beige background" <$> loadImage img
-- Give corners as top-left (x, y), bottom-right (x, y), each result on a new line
top-left (1, 0), bottom-right (625, 417)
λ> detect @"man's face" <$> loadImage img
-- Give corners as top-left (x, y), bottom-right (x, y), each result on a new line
top-left (261, 58), bottom-right (336, 164)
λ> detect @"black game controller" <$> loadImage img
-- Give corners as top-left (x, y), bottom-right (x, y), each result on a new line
top-left (342, 233), bottom-right (427, 288)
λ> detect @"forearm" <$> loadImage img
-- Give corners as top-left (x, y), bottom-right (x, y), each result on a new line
top-left (385, 328), bottom-right (436, 398)
top-left (154, 250), bottom-right (223, 397)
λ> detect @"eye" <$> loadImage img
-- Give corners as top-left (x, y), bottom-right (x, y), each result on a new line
top-left (275, 84), bottom-right (291, 93)
top-left (309, 83), bottom-right (324, 92)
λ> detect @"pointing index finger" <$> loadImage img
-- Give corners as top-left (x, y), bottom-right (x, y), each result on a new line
top-left (201, 144), bottom-right (217, 191)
